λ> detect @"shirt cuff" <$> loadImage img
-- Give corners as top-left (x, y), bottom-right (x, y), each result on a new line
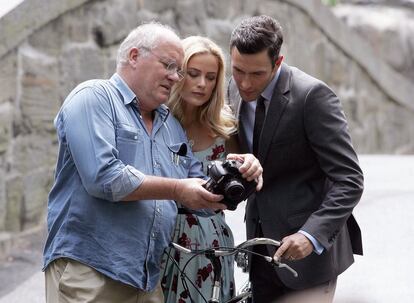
top-left (107, 165), bottom-right (145, 201)
top-left (298, 230), bottom-right (324, 255)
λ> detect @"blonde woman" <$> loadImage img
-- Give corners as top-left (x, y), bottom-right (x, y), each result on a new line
top-left (161, 36), bottom-right (238, 302)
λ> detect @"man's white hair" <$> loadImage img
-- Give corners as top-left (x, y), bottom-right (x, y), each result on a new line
top-left (116, 22), bottom-right (180, 68)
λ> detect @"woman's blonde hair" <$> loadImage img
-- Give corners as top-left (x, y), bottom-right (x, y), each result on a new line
top-left (168, 36), bottom-right (236, 139)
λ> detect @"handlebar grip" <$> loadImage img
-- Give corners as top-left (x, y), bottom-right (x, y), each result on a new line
top-left (236, 237), bottom-right (282, 249)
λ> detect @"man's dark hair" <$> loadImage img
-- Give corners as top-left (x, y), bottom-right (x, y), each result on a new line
top-left (230, 15), bottom-right (283, 67)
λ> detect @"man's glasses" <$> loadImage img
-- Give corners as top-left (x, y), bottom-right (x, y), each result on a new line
top-left (141, 47), bottom-right (185, 81)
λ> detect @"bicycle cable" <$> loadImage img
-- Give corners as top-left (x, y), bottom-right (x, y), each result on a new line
top-left (163, 247), bottom-right (210, 303)
top-left (166, 245), bottom-right (286, 303)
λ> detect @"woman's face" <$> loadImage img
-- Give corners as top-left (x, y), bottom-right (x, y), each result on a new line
top-left (180, 53), bottom-right (219, 108)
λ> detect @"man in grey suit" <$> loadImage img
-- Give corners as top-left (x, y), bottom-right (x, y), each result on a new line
top-left (227, 15), bottom-right (364, 302)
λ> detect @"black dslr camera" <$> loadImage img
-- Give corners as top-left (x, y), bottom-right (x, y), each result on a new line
top-left (203, 160), bottom-right (257, 210)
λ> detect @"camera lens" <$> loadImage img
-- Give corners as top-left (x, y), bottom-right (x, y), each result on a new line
top-left (224, 180), bottom-right (245, 200)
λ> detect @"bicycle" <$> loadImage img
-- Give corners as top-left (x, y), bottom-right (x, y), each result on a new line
top-left (165, 237), bottom-right (298, 303)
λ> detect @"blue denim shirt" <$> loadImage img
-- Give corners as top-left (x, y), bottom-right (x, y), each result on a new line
top-left (43, 73), bottom-right (204, 291)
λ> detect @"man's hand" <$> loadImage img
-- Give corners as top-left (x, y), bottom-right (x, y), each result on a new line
top-left (273, 233), bottom-right (313, 262)
top-left (226, 153), bottom-right (263, 191)
top-left (173, 178), bottom-right (226, 210)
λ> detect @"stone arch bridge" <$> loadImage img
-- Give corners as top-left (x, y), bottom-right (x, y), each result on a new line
top-left (0, 0), bottom-right (413, 240)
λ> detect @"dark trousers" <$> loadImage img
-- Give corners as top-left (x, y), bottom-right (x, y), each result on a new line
top-left (250, 224), bottom-right (289, 303)
top-left (250, 224), bottom-right (337, 303)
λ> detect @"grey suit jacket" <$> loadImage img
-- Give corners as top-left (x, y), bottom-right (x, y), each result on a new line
top-left (228, 63), bottom-right (364, 289)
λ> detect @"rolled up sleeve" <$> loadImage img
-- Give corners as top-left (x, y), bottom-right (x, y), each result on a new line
top-left (105, 165), bottom-right (145, 201)
top-left (61, 86), bottom-right (144, 201)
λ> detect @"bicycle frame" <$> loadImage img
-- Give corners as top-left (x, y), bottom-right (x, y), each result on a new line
top-left (168, 237), bottom-right (298, 303)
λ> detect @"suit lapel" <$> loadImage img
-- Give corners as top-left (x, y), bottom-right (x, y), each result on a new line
top-left (258, 63), bottom-right (291, 161)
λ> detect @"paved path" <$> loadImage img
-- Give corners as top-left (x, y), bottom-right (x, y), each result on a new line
top-left (226, 155), bottom-right (414, 303)
top-left (1, 155), bottom-right (413, 302)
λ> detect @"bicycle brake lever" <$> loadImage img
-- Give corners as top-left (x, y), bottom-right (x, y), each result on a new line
top-left (266, 256), bottom-right (298, 278)
top-left (276, 262), bottom-right (298, 278)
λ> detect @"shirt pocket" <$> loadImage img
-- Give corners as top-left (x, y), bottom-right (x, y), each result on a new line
top-left (168, 142), bottom-right (191, 178)
top-left (115, 125), bottom-right (143, 165)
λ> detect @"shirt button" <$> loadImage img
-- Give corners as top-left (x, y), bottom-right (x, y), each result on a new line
top-left (134, 135), bottom-right (138, 140)
top-left (152, 232), bottom-right (156, 238)
top-left (156, 207), bottom-right (161, 213)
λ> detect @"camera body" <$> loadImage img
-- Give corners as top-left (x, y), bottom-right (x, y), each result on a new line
top-left (203, 160), bottom-right (257, 210)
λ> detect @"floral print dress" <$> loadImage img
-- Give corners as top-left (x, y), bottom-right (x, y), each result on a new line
top-left (161, 137), bottom-right (235, 303)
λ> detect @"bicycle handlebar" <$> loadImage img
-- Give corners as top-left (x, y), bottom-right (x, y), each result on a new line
top-left (170, 237), bottom-right (298, 277)
top-left (169, 238), bottom-right (298, 303)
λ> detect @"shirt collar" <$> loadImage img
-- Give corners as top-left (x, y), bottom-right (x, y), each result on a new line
top-left (110, 73), bottom-right (136, 105)
top-left (110, 73), bottom-right (170, 121)
top-left (260, 66), bottom-right (281, 102)
top-left (155, 104), bottom-right (170, 122)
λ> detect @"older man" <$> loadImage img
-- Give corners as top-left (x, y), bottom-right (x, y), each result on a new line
top-left (43, 22), bottom-right (262, 303)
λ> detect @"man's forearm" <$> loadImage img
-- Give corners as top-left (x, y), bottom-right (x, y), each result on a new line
top-left (122, 175), bottom-right (180, 201)
top-left (122, 175), bottom-right (227, 213)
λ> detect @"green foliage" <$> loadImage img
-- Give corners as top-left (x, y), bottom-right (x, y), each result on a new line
top-left (321, 0), bottom-right (339, 6)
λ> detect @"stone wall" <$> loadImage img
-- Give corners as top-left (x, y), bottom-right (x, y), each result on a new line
top-left (0, 0), bottom-right (413, 234)
top-left (333, 3), bottom-right (414, 81)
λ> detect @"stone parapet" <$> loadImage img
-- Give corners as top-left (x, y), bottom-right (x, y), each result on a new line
top-left (0, 0), bottom-right (89, 59)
